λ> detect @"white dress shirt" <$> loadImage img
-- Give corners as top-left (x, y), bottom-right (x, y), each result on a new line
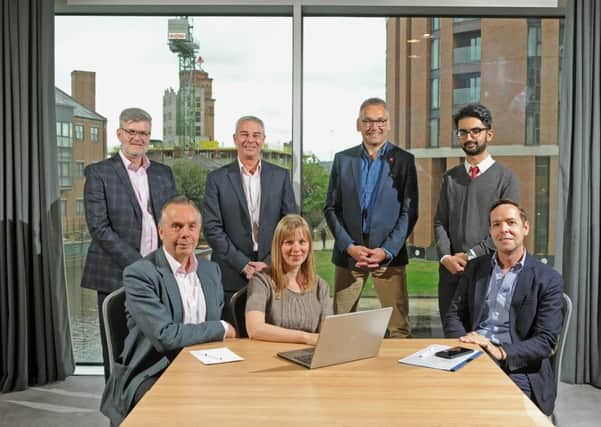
top-left (238, 157), bottom-right (262, 252)
top-left (163, 248), bottom-right (228, 337)
top-left (464, 154), bottom-right (495, 177)
top-left (119, 151), bottom-right (157, 256)
top-left (163, 248), bottom-right (206, 324)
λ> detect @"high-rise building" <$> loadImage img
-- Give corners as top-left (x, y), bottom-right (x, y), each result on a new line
top-left (55, 70), bottom-right (107, 240)
top-left (386, 17), bottom-right (561, 259)
top-left (162, 68), bottom-right (215, 146)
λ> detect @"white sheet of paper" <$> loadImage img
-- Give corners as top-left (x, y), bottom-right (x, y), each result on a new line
top-left (398, 344), bottom-right (482, 371)
top-left (190, 347), bottom-right (244, 365)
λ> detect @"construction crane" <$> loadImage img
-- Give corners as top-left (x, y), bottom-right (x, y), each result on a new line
top-left (167, 17), bottom-right (199, 150)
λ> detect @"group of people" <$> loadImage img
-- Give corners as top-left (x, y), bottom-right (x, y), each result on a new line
top-left (83, 101), bottom-right (563, 425)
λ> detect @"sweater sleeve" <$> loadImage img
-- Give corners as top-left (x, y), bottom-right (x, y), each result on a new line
top-left (434, 174), bottom-right (452, 257)
top-left (245, 273), bottom-right (272, 313)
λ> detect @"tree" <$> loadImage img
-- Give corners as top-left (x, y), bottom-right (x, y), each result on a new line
top-left (171, 159), bottom-right (208, 210)
top-left (302, 154), bottom-right (330, 230)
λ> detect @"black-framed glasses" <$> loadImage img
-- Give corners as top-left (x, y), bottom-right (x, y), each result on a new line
top-left (120, 128), bottom-right (151, 138)
top-left (455, 127), bottom-right (489, 138)
top-left (361, 118), bottom-right (388, 128)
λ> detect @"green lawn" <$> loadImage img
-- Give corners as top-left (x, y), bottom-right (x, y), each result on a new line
top-left (313, 249), bottom-right (438, 297)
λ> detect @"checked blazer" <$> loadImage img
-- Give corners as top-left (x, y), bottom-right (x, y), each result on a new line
top-left (81, 154), bottom-right (177, 294)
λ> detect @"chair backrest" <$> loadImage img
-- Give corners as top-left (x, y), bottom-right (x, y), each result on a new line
top-left (552, 293), bottom-right (573, 389)
top-left (102, 287), bottom-right (128, 375)
top-left (229, 287), bottom-right (248, 338)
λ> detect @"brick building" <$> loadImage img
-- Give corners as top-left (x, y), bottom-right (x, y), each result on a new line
top-left (386, 17), bottom-right (561, 259)
top-left (55, 70), bottom-right (107, 239)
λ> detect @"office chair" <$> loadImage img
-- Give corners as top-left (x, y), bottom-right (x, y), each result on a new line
top-left (229, 287), bottom-right (248, 338)
top-left (102, 287), bottom-right (128, 376)
top-left (551, 292), bottom-right (573, 424)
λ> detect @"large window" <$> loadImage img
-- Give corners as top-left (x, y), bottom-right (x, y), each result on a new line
top-left (56, 121), bottom-right (72, 189)
top-left (56, 15), bottom-right (292, 364)
top-left (55, 7), bottom-right (563, 365)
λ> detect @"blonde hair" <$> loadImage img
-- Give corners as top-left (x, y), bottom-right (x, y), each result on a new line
top-left (269, 214), bottom-right (316, 295)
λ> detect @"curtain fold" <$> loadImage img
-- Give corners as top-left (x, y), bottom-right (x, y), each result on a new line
top-left (556, 0), bottom-right (600, 387)
top-left (1, 0), bottom-right (75, 392)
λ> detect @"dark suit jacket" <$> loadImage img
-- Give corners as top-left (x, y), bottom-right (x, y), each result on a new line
top-left (100, 249), bottom-right (226, 425)
top-left (202, 160), bottom-right (297, 293)
top-left (324, 143), bottom-right (418, 269)
top-left (444, 254), bottom-right (564, 415)
top-left (81, 154), bottom-right (177, 294)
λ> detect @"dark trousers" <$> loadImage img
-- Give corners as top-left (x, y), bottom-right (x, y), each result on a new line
top-left (438, 264), bottom-right (461, 328)
top-left (97, 290), bottom-right (110, 381)
top-left (132, 375), bottom-right (158, 407)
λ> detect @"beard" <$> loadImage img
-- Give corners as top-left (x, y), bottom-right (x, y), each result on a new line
top-left (461, 139), bottom-right (487, 156)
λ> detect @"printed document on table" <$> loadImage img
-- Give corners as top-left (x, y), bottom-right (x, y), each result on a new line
top-left (190, 347), bottom-right (244, 365)
top-left (399, 344), bottom-right (482, 371)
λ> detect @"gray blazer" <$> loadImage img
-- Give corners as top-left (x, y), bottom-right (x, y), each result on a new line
top-left (100, 249), bottom-right (225, 425)
top-left (202, 160), bottom-right (297, 293)
top-left (81, 154), bottom-right (177, 294)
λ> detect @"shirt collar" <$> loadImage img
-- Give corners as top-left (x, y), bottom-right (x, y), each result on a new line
top-left (464, 154), bottom-right (494, 175)
top-left (237, 156), bottom-right (262, 176)
top-left (491, 249), bottom-right (527, 272)
top-left (163, 247), bottom-right (198, 275)
top-left (119, 150), bottom-right (150, 172)
top-left (361, 141), bottom-right (390, 160)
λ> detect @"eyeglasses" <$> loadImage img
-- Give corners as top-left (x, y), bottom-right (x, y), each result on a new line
top-left (120, 128), bottom-right (151, 138)
top-left (455, 127), bottom-right (489, 138)
top-left (361, 119), bottom-right (388, 128)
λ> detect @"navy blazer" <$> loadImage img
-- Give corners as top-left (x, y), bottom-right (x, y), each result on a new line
top-left (202, 160), bottom-right (297, 293)
top-left (100, 249), bottom-right (225, 425)
top-left (444, 254), bottom-right (564, 415)
top-left (324, 143), bottom-right (418, 269)
top-left (81, 154), bottom-right (177, 294)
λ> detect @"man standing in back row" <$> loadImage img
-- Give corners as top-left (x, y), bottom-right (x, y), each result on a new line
top-left (434, 103), bottom-right (519, 322)
top-left (202, 116), bottom-right (297, 323)
top-left (325, 98), bottom-right (418, 338)
top-left (82, 108), bottom-right (177, 380)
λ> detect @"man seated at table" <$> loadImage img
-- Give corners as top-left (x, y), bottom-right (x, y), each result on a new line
top-left (100, 196), bottom-right (236, 425)
top-left (444, 199), bottom-right (564, 416)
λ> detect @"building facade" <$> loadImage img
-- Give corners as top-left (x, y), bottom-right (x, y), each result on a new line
top-left (55, 70), bottom-right (107, 240)
top-left (386, 17), bottom-right (561, 259)
top-left (162, 69), bottom-right (215, 146)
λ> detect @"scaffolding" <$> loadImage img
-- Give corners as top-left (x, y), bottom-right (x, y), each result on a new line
top-left (168, 17), bottom-right (199, 150)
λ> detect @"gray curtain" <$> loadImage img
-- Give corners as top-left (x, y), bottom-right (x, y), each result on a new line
top-left (1, 0), bottom-right (75, 392)
top-left (556, 0), bottom-right (600, 387)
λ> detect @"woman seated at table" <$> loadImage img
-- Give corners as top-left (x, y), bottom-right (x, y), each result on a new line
top-left (245, 214), bottom-right (332, 345)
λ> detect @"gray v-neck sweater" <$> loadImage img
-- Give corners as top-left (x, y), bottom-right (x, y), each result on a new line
top-left (434, 161), bottom-right (520, 257)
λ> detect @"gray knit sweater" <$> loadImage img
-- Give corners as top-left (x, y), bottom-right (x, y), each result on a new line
top-left (245, 272), bottom-right (332, 333)
top-left (434, 161), bottom-right (519, 258)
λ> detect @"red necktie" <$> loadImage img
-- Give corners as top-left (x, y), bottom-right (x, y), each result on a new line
top-left (470, 166), bottom-right (479, 179)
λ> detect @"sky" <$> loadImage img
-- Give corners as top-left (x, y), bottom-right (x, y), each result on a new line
top-left (55, 16), bottom-right (385, 161)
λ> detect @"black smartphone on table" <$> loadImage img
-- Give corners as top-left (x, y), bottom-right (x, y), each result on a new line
top-left (434, 346), bottom-right (474, 359)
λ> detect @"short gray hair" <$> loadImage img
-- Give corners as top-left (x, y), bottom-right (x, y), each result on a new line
top-left (158, 195), bottom-right (201, 227)
top-left (358, 97), bottom-right (388, 117)
top-left (119, 108), bottom-right (152, 128)
top-left (235, 115), bottom-right (265, 135)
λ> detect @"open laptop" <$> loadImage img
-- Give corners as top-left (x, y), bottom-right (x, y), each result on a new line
top-left (277, 307), bottom-right (392, 369)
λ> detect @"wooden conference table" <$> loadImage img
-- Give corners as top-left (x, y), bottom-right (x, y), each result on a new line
top-left (123, 338), bottom-right (551, 426)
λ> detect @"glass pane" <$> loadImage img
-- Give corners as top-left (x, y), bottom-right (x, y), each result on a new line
top-left (387, 17), bottom-right (562, 336)
top-left (303, 16), bottom-right (387, 312)
top-left (55, 15), bottom-right (292, 364)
